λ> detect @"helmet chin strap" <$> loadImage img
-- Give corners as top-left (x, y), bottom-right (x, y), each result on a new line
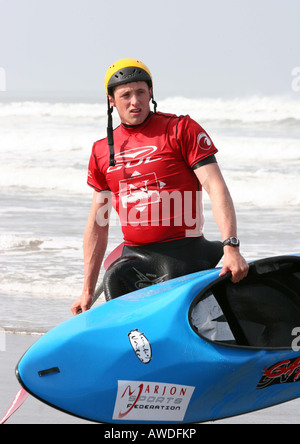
top-left (107, 98), bottom-right (115, 167)
top-left (152, 96), bottom-right (158, 113)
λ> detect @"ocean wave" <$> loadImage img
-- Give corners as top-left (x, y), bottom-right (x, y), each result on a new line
top-left (4, 329), bottom-right (46, 336)
top-left (0, 101), bottom-right (107, 119)
top-left (159, 96), bottom-right (300, 126)
top-left (0, 95), bottom-right (299, 125)
top-left (224, 171), bottom-right (300, 208)
top-left (0, 278), bottom-right (82, 299)
top-left (1, 95), bottom-right (299, 206)
top-left (0, 161), bottom-right (299, 207)
top-left (0, 233), bottom-right (84, 254)
top-left (2, 132), bottom-right (299, 205)
top-left (0, 234), bottom-right (44, 252)
top-left (0, 164), bottom-right (90, 195)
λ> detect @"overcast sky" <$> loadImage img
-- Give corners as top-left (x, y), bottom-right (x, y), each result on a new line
top-left (0, 0), bottom-right (299, 100)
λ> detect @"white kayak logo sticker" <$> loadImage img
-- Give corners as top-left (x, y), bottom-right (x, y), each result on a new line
top-left (128, 329), bottom-right (152, 364)
top-left (113, 380), bottom-right (195, 422)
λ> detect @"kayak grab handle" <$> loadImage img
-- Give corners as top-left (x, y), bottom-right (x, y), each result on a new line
top-left (38, 367), bottom-right (60, 377)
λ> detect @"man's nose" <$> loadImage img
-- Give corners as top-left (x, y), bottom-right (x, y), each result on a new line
top-left (131, 93), bottom-right (140, 107)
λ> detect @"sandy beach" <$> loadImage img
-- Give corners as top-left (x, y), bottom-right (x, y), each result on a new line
top-left (1, 332), bottom-right (300, 425)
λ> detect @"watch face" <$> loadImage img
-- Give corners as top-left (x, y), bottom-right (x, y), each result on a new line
top-left (223, 237), bottom-right (240, 247)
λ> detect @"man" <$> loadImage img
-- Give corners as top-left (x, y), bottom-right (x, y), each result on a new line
top-left (71, 58), bottom-right (249, 315)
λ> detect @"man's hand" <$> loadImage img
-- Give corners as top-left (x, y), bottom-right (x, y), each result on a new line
top-left (71, 292), bottom-right (93, 316)
top-left (219, 247), bottom-right (249, 283)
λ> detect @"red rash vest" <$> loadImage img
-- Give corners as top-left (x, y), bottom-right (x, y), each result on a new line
top-left (87, 112), bottom-right (218, 246)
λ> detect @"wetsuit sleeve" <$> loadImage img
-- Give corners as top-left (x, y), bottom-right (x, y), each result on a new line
top-left (176, 115), bottom-right (218, 169)
top-left (87, 143), bottom-right (110, 192)
top-left (192, 154), bottom-right (217, 170)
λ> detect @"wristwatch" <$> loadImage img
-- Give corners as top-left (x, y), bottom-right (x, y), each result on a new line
top-left (223, 237), bottom-right (240, 248)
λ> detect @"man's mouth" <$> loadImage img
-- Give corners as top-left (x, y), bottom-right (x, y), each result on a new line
top-left (130, 109), bottom-right (142, 114)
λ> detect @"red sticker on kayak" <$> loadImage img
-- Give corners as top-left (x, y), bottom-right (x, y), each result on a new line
top-left (257, 357), bottom-right (300, 389)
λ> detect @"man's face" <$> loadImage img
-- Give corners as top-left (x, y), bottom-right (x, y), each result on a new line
top-left (108, 81), bottom-right (152, 126)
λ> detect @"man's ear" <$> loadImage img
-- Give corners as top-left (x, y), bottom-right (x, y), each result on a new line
top-left (108, 95), bottom-right (115, 107)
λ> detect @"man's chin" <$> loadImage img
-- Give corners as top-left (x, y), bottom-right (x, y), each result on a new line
top-left (125, 111), bottom-right (149, 126)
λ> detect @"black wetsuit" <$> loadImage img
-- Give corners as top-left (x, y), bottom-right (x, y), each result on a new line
top-left (104, 237), bottom-right (223, 300)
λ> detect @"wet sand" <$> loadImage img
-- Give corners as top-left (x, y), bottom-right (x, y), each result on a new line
top-left (1, 333), bottom-right (300, 425)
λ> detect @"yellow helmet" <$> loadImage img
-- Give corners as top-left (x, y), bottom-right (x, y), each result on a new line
top-left (104, 58), bottom-right (153, 95)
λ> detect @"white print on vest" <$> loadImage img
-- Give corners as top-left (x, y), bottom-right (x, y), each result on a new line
top-left (197, 132), bottom-right (212, 150)
top-left (119, 172), bottom-right (162, 210)
top-left (107, 146), bottom-right (161, 173)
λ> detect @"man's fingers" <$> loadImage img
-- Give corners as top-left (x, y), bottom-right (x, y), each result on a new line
top-left (219, 261), bottom-right (249, 283)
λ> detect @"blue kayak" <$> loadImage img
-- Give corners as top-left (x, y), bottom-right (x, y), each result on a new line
top-left (16, 255), bottom-right (300, 424)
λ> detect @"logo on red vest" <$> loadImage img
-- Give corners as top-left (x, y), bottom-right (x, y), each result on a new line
top-left (197, 132), bottom-right (212, 150)
top-left (107, 146), bottom-right (161, 173)
top-left (116, 146), bottom-right (158, 161)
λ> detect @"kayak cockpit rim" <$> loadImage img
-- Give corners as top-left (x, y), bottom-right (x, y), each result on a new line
top-left (188, 255), bottom-right (300, 351)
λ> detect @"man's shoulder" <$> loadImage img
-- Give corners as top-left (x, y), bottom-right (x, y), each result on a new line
top-left (93, 124), bottom-right (123, 149)
top-left (154, 111), bottom-right (194, 126)
top-left (155, 111), bottom-right (178, 118)
top-left (154, 111), bottom-right (182, 121)
top-left (150, 111), bottom-right (188, 131)
top-left (93, 137), bottom-right (106, 147)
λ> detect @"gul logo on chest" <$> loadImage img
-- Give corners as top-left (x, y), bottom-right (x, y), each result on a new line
top-left (107, 146), bottom-right (161, 173)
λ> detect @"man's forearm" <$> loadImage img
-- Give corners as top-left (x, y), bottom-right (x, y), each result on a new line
top-left (197, 165), bottom-right (238, 242)
top-left (210, 183), bottom-right (238, 243)
top-left (82, 218), bottom-right (109, 297)
top-left (195, 163), bottom-right (249, 282)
